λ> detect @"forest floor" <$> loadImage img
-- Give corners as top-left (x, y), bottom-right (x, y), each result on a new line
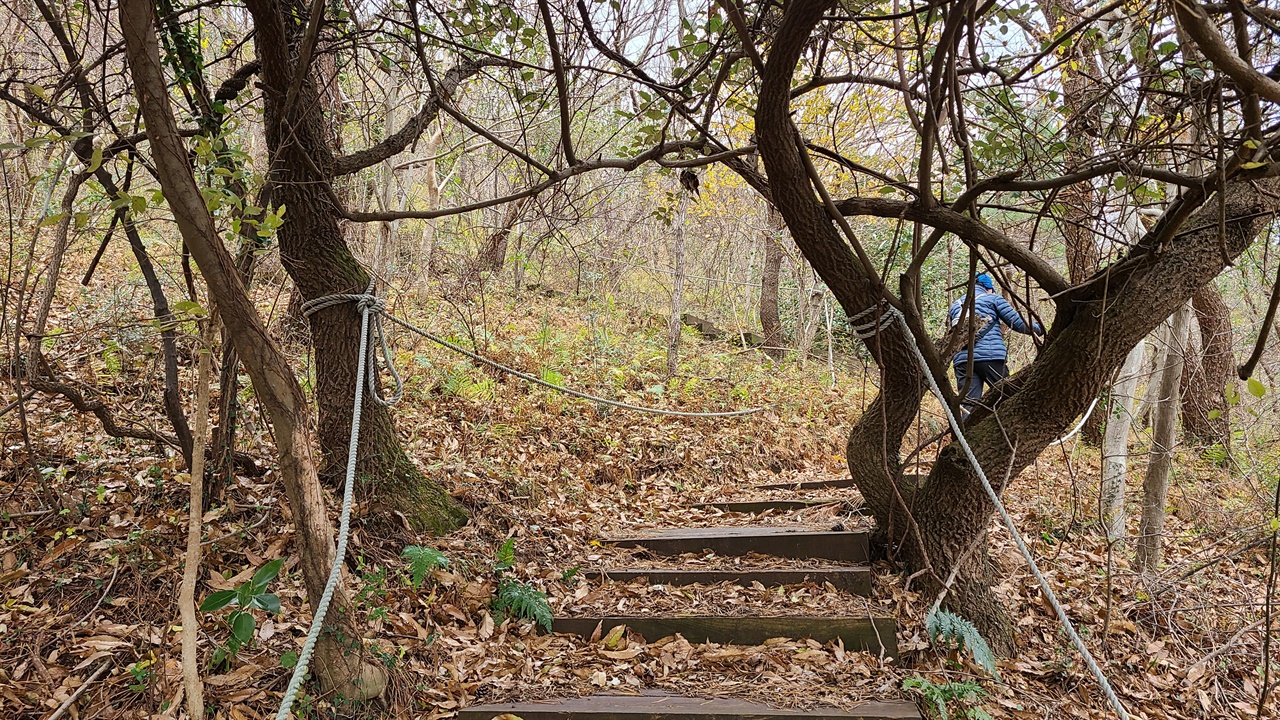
top-left (1, 285), bottom-right (1277, 720)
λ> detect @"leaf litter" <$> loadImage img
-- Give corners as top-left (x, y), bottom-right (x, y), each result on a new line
top-left (2, 289), bottom-right (1277, 719)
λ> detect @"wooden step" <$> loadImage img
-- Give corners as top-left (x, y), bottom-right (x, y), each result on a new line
top-left (608, 526), bottom-right (868, 563)
top-left (754, 477), bottom-right (858, 491)
top-left (551, 616), bottom-right (897, 658)
top-left (586, 566), bottom-right (871, 595)
top-left (687, 499), bottom-right (845, 513)
top-left (460, 691), bottom-right (921, 720)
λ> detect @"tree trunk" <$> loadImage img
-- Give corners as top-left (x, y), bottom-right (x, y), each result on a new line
top-left (1136, 302), bottom-right (1192, 572)
top-left (759, 206), bottom-right (786, 360)
top-left (795, 284), bottom-right (824, 365)
top-left (1101, 342), bottom-right (1144, 543)
top-left (119, 0), bottom-right (386, 698)
top-left (1180, 284), bottom-right (1233, 445)
top-left (666, 195), bottom-right (688, 378)
top-left (1136, 318), bottom-right (1172, 427)
top-left (477, 196), bottom-right (528, 274)
top-left (243, 0), bottom-right (467, 534)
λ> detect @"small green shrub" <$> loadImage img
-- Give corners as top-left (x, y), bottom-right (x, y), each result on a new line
top-left (200, 559), bottom-right (284, 668)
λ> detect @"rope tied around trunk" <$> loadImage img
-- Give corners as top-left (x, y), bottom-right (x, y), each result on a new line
top-left (878, 303), bottom-right (1130, 720)
top-left (302, 281), bottom-right (404, 406)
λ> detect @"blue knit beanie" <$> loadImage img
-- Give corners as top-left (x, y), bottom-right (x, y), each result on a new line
top-left (975, 273), bottom-right (994, 291)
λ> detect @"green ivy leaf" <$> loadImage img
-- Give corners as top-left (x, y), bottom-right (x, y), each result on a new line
top-left (85, 146), bottom-right (104, 174)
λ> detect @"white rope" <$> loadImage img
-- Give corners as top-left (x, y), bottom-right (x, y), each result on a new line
top-left (302, 284), bottom-right (764, 419)
top-left (275, 283), bottom-right (378, 720)
top-left (301, 288), bottom-right (403, 406)
top-left (887, 306), bottom-right (1130, 720)
top-left (1051, 396), bottom-right (1099, 446)
top-left (848, 302), bottom-right (894, 340)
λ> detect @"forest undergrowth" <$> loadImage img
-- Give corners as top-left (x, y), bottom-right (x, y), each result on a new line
top-left (1, 276), bottom-right (1276, 720)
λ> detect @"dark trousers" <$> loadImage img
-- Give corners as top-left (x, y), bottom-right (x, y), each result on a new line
top-left (954, 359), bottom-right (1009, 417)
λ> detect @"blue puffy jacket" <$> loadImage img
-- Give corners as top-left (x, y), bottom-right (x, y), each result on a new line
top-left (948, 290), bottom-right (1039, 365)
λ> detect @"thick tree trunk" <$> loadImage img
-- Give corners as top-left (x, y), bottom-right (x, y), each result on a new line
top-left (1180, 284), bottom-right (1233, 444)
top-left (119, 0), bottom-right (386, 698)
top-left (1101, 343), bottom-right (1144, 543)
top-left (243, 0), bottom-right (467, 534)
top-left (759, 206), bottom-right (786, 360)
top-left (1136, 302), bottom-right (1192, 572)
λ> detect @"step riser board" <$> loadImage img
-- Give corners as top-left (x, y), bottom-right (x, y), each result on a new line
top-left (460, 693), bottom-right (920, 720)
top-left (609, 528), bottom-right (868, 563)
top-left (586, 568), bottom-right (871, 595)
top-left (552, 616), bottom-right (897, 659)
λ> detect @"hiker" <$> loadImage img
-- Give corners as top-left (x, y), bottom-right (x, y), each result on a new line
top-left (949, 273), bottom-right (1042, 418)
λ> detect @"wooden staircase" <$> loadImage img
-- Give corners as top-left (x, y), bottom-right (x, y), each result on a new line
top-left (464, 480), bottom-right (919, 720)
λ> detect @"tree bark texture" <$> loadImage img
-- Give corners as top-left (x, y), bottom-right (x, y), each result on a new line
top-left (242, 0), bottom-right (468, 534)
top-left (477, 195), bottom-right (529, 273)
top-left (1136, 302), bottom-right (1192, 572)
top-left (759, 206), bottom-right (786, 360)
top-left (119, 0), bottom-right (386, 699)
top-left (755, 0), bottom-right (1280, 649)
top-left (1101, 342), bottom-right (1144, 543)
top-left (1180, 284), bottom-right (1233, 444)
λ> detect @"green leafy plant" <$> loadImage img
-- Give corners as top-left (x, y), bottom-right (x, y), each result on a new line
top-left (494, 577), bottom-right (553, 631)
top-left (494, 537), bottom-right (516, 572)
top-left (489, 537), bottom-right (552, 630)
top-left (903, 677), bottom-right (993, 720)
top-left (926, 609), bottom-right (997, 676)
top-left (402, 546), bottom-right (450, 588)
top-left (126, 660), bottom-right (152, 693)
top-left (200, 559), bottom-right (284, 668)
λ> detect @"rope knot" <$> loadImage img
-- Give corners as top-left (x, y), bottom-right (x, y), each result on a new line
top-left (357, 294), bottom-right (385, 314)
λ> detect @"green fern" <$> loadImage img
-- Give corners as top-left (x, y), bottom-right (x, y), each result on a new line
top-left (494, 578), bottom-right (553, 630)
top-left (926, 609), bottom-right (997, 676)
top-left (903, 677), bottom-right (991, 720)
top-left (401, 546), bottom-right (449, 588)
top-left (494, 537), bottom-right (516, 572)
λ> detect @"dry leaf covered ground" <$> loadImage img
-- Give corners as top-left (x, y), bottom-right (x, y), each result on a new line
top-left (1, 287), bottom-right (1277, 720)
